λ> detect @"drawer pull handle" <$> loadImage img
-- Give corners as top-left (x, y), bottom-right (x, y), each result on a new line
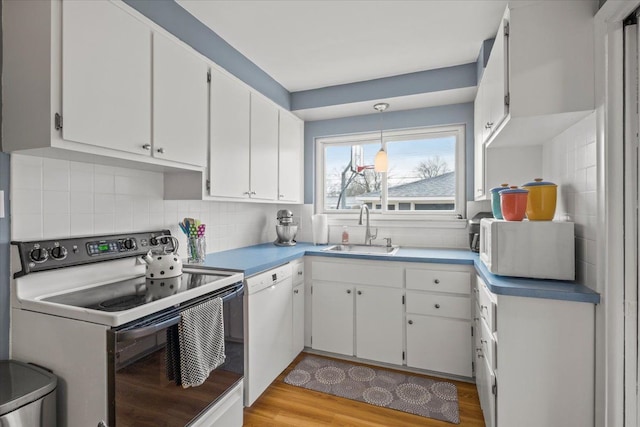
top-left (298, 271), bottom-right (303, 276)
top-left (434, 304), bottom-right (441, 309)
top-left (481, 339), bottom-right (487, 344)
top-left (434, 279), bottom-right (440, 284)
top-left (294, 289), bottom-right (299, 294)
top-left (408, 320), bottom-right (413, 325)
top-left (347, 289), bottom-right (351, 294)
top-left (357, 290), bottom-right (362, 295)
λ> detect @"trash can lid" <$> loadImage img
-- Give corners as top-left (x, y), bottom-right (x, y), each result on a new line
top-left (0, 360), bottom-right (57, 416)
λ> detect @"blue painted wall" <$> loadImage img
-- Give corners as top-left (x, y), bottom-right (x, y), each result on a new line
top-left (303, 103), bottom-right (475, 204)
top-left (291, 63), bottom-right (477, 111)
top-left (476, 39), bottom-right (495, 84)
top-left (124, 0), bottom-right (290, 109)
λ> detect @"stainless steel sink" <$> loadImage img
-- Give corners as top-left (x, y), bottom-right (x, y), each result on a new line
top-left (322, 244), bottom-right (399, 256)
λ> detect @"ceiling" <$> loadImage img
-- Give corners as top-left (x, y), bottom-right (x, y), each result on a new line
top-left (177, 0), bottom-right (508, 92)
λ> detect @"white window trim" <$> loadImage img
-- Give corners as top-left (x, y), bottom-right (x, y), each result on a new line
top-left (314, 124), bottom-right (466, 223)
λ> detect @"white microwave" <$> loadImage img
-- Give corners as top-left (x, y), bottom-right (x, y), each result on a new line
top-left (479, 218), bottom-right (575, 280)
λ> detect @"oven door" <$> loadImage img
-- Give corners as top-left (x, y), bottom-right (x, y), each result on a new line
top-left (107, 282), bottom-right (244, 427)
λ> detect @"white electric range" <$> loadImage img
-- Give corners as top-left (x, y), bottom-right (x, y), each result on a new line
top-left (10, 230), bottom-right (245, 427)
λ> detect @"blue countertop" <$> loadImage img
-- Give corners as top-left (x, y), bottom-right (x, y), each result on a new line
top-left (198, 242), bottom-right (600, 304)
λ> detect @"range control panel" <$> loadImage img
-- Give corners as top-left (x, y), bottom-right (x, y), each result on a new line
top-left (12, 230), bottom-right (174, 277)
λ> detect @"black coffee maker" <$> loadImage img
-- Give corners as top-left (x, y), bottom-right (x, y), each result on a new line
top-left (468, 212), bottom-right (493, 252)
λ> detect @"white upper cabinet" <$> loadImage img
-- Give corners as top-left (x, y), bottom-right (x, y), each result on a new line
top-left (477, 1), bottom-right (594, 149)
top-left (62, 0), bottom-right (152, 154)
top-left (208, 68), bottom-right (304, 203)
top-left (480, 16), bottom-right (508, 141)
top-left (278, 112), bottom-right (304, 203)
top-left (249, 94), bottom-right (279, 201)
top-left (152, 32), bottom-right (208, 167)
top-left (3, 0), bottom-right (208, 172)
top-left (209, 68), bottom-right (251, 199)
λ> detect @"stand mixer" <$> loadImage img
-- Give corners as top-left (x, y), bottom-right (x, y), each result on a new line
top-left (274, 209), bottom-right (298, 246)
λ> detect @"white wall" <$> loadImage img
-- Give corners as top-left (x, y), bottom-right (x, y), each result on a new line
top-left (9, 154), bottom-right (310, 255)
top-left (542, 112), bottom-right (597, 290)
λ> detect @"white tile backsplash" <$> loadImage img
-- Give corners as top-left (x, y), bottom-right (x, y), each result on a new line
top-left (543, 112), bottom-right (597, 290)
top-left (9, 154), bottom-right (288, 255)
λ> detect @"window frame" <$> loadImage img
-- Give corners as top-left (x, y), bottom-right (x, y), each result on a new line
top-left (315, 124), bottom-right (466, 221)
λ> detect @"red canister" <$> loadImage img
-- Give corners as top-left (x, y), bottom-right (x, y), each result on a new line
top-left (499, 186), bottom-right (529, 221)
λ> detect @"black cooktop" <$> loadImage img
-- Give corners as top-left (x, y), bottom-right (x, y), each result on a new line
top-left (43, 271), bottom-right (231, 312)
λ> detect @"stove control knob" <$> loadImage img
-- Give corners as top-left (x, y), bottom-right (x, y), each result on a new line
top-left (29, 247), bottom-right (49, 263)
top-left (159, 236), bottom-right (169, 245)
top-left (122, 238), bottom-right (136, 250)
top-left (150, 237), bottom-right (159, 246)
top-left (50, 245), bottom-right (68, 260)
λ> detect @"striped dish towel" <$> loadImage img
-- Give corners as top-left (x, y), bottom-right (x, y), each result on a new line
top-left (178, 297), bottom-right (226, 388)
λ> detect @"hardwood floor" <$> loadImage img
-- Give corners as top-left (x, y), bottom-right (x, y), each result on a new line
top-left (243, 352), bottom-right (486, 426)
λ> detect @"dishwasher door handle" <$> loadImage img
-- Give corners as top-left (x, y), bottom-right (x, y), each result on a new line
top-left (116, 315), bottom-right (181, 342)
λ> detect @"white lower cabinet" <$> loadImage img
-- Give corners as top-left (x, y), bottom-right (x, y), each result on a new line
top-left (355, 286), bottom-right (404, 365)
top-left (310, 259), bottom-right (404, 365)
top-left (311, 282), bottom-right (355, 356)
top-left (292, 259), bottom-right (305, 359)
top-left (310, 259), bottom-right (473, 374)
top-left (475, 275), bottom-right (595, 427)
top-left (406, 315), bottom-right (472, 377)
top-left (405, 266), bottom-right (473, 377)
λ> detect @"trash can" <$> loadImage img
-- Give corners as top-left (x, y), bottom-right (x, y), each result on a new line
top-left (0, 360), bottom-right (57, 427)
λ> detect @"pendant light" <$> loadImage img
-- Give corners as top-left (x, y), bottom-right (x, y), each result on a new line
top-left (373, 102), bottom-right (389, 172)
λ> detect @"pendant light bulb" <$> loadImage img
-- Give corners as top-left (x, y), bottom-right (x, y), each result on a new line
top-left (373, 102), bottom-right (389, 173)
top-left (374, 148), bottom-right (388, 172)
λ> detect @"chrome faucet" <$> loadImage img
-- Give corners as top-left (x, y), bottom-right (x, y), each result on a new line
top-left (358, 204), bottom-right (377, 245)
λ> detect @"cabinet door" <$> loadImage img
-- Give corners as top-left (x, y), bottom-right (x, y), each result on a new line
top-left (484, 18), bottom-right (509, 137)
top-left (278, 112), bottom-right (304, 203)
top-left (209, 69), bottom-right (250, 198)
top-left (152, 32), bottom-right (208, 166)
top-left (406, 315), bottom-right (472, 377)
top-left (62, 1), bottom-right (151, 154)
top-left (477, 353), bottom-right (496, 427)
top-left (355, 286), bottom-right (403, 365)
top-left (311, 282), bottom-right (354, 356)
top-left (249, 94), bottom-right (279, 200)
top-left (474, 84), bottom-right (486, 200)
top-left (292, 283), bottom-right (305, 359)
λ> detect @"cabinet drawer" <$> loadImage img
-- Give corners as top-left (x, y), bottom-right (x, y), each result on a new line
top-left (477, 277), bottom-right (497, 332)
top-left (406, 268), bottom-right (470, 294)
top-left (311, 260), bottom-right (403, 288)
top-left (292, 260), bottom-right (304, 285)
top-left (406, 291), bottom-right (470, 320)
top-left (479, 316), bottom-right (497, 371)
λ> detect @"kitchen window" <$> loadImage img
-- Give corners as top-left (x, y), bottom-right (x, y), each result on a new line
top-left (315, 124), bottom-right (466, 219)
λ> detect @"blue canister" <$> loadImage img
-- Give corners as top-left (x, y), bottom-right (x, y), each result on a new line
top-left (490, 183), bottom-right (509, 219)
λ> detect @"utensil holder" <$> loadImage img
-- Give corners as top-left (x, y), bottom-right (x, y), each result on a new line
top-left (187, 236), bottom-right (206, 264)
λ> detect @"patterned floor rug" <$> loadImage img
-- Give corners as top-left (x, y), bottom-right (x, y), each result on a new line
top-left (284, 355), bottom-right (460, 424)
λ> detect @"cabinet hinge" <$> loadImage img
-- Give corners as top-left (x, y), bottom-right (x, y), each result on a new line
top-left (471, 326), bottom-right (474, 337)
top-left (310, 336), bottom-right (312, 346)
top-left (311, 286), bottom-right (313, 295)
top-left (54, 113), bottom-right (63, 131)
top-left (492, 381), bottom-right (497, 396)
top-left (504, 22), bottom-right (509, 37)
top-left (206, 180), bottom-right (211, 191)
top-left (402, 351), bottom-right (405, 361)
top-left (472, 361), bottom-right (475, 375)
top-left (207, 70), bottom-right (211, 83)
top-left (504, 93), bottom-right (510, 106)
top-left (402, 295), bottom-right (405, 305)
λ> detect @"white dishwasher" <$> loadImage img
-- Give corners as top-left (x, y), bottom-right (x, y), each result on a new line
top-left (245, 263), bottom-right (293, 406)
